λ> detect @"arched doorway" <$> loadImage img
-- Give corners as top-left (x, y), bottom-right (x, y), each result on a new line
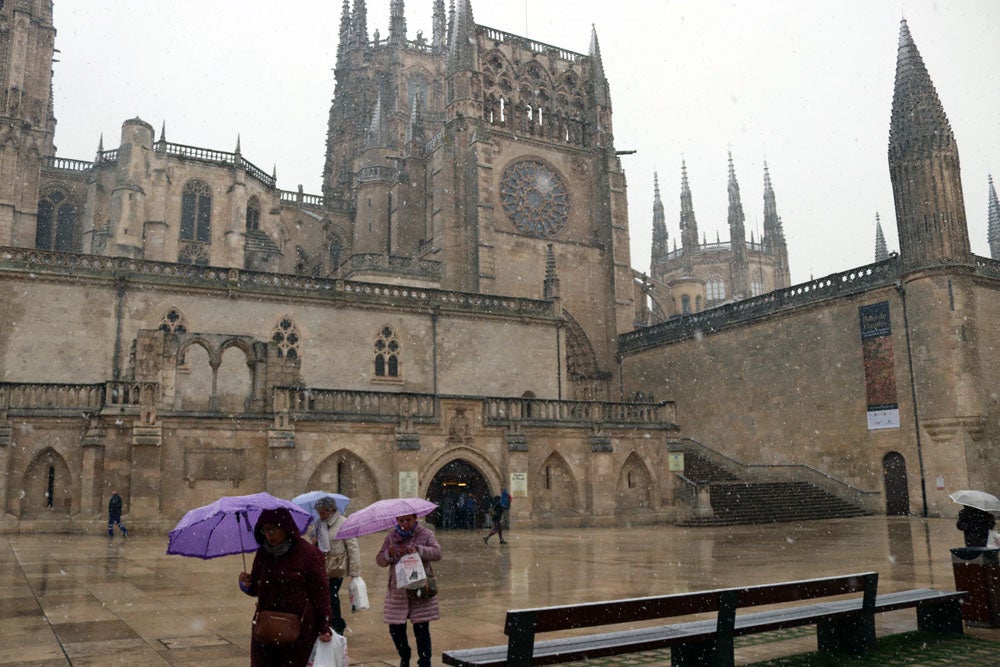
top-left (426, 459), bottom-right (490, 531)
top-left (883, 452), bottom-right (910, 516)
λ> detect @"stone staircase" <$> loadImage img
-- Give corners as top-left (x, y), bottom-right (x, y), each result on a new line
top-left (676, 449), bottom-right (870, 527)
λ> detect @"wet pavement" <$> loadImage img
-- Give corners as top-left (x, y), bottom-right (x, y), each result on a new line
top-left (2, 516), bottom-right (998, 666)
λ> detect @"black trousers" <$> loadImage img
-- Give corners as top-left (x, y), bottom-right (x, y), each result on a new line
top-left (389, 621), bottom-right (431, 667)
top-left (328, 577), bottom-right (346, 634)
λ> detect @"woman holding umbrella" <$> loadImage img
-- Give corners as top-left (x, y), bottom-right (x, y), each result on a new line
top-left (238, 508), bottom-right (334, 667)
top-left (375, 512), bottom-right (442, 667)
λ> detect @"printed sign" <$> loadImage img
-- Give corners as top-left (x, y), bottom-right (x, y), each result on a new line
top-left (859, 301), bottom-right (900, 430)
top-left (510, 472), bottom-right (528, 498)
top-left (668, 452), bottom-right (685, 472)
top-left (398, 471), bottom-right (418, 498)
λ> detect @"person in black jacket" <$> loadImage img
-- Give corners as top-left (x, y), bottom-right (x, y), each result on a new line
top-left (956, 505), bottom-right (995, 547)
top-left (107, 491), bottom-right (128, 538)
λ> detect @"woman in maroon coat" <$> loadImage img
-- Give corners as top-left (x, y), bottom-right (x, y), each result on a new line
top-left (239, 508), bottom-right (334, 667)
top-left (375, 513), bottom-right (442, 667)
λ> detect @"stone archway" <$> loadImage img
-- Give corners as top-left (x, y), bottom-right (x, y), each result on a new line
top-left (426, 459), bottom-right (491, 531)
top-left (883, 451), bottom-right (910, 516)
top-left (21, 448), bottom-right (73, 517)
top-left (535, 452), bottom-right (578, 516)
top-left (615, 452), bottom-right (654, 520)
top-left (307, 450), bottom-right (380, 510)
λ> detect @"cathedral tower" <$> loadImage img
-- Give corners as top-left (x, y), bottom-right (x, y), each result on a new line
top-left (0, 0), bottom-right (56, 247)
top-left (726, 153), bottom-right (749, 299)
top-left (888, 19), bottom-right (971, 272)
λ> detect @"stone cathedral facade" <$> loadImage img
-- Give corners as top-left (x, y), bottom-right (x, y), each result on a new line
top-left (0, 1), bottom-right (995, 532)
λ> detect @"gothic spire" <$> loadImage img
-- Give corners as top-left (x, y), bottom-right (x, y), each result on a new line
top-left (389, 0), bottom-right (406, 45)
top-left (447, 0), bottom-right (475, 74)
top-left (406, 94), bottom-right (425, 144)
top-left (888, 18), bottom-right (970, 270)
top-left (432, 0), bottom-right (447, 50)
top-left (679, 159), bottom-right (699, 255)
top-left (158, 121), bottom-right (166, 143)
top-left (337, 0), bottom-right (352, 60)
top-left (447, 0), bottom-right (455, 45)
top-left (727, 152), bottom-right (746, 242)
top-left (351, 0), bottom-right (368, 49)
top-left (875, 213), bottom-right (889, 261)
top-left (650, 172), bottom-right (668, 268)
top-left (762, 161), bottom-right (784, 245)
top-left (365, 92), bottom-right (386, 147)
top-left (588, 25), bottom-right (611, 107)
top-left (543, 243), bottom-right (560, 299)
top-left (988, 175), bottom-right (1000, 259)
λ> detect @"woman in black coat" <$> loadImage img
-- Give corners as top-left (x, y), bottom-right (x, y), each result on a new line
top-left (956, 505), bottom-right (996, 548)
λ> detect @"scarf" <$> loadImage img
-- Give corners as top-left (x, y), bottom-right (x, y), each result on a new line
top-left (316, 514), bottom-right (332, 553)
top-left (395, 525), bottom-right (414, 539)
top-left (262, 539), bottom-right (293, 557)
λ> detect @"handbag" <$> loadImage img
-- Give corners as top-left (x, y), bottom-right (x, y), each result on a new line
top-left (253, 608), bottom-right (303, 645)
top-left (349, 576), bottom-right (370, 611)
top-left (407, 574), bottom-right (438, 600)
top-left (326, 551), bottom-right (348, 578)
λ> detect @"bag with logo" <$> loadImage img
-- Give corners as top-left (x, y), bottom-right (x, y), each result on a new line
top-left (394, 552), bottom-right (427, 589)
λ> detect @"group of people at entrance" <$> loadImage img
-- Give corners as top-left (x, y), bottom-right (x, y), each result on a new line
top-left (235, 496), bottom-right (444, 667)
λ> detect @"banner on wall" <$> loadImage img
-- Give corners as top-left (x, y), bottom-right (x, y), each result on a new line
top-left (859, 301), bottom-right (900, 430)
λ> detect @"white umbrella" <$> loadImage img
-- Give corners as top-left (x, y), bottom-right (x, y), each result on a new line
top-left (949, 489), bottom-right (1000, 512)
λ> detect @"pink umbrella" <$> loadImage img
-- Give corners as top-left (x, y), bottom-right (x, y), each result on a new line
top-left (334, 498), bottom-right (438, 539)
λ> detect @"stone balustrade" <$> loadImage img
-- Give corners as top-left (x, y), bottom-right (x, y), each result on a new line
top-left (0, 383), bottom-right (104, 411)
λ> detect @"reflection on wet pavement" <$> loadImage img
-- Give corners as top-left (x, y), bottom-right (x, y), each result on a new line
top-left (0, 517), bottom-right (997, 666)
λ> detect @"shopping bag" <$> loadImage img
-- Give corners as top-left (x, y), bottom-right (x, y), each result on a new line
top-left (349, 576), bottom-right (370, 611)
top-left (394, 552), bottom-right (427, 589)
top-left (988, 529), bottom-right (1000, 549)
top-left (307, 634), bottom-right (347, 667)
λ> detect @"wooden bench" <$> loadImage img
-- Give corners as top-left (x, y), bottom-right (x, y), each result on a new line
top-left (441, 572), bottom-right (965, 667)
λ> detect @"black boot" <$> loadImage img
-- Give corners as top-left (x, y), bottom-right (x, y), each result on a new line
top-left (414, 622), bottom-right (432, 667)
top-left (389, 623), bottom-right (411, 667)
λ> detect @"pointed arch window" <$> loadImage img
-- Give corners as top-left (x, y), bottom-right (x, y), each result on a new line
top-left (180, 180), bottom-right (212, 243)
top-left (373, 325), bottom-right (401, 380)
top-left (36, 190), bottom-right (77, 252)
top-left (272, 317), bottom-right (301, 360)
top-left (246, 196), bottom-right (261, 231)
top-left (158, 307), bottom-right (189, 333)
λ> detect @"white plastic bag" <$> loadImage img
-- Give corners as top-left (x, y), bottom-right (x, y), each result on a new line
top-left (307, 634), bottom-right (347, 667)
top-left (349, 576), bottom-right (370, 611)
top-left (394, 552), bottom-right (427, 589)
top-left (988, 529), bottom-right (1000, 549)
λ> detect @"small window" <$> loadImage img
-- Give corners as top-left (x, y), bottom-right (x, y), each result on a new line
top-left (272, 317), bottom-right (301, 360)
top-left (706, 276), bottom-right (726, 302)
top-left (374, 325), bottom-right (401, 380)
top-left (246, 196), bottom-right (261, 231)
top-left (158, 307), bottom-right (189, 333)
top-left (681, 294), bottom-right (692, 314)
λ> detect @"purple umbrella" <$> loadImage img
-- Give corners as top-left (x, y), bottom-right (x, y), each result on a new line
top-left (167, 492), bottom-right (313, 567)
top-left (334, 498), bottom-right (438, 539)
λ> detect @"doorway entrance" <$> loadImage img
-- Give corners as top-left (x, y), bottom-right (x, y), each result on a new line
top-left (426, 459), bottom-right (490, 530)
top-left (883, 451), bottom-right (910, 516)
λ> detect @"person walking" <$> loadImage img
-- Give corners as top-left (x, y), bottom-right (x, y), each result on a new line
top-left (107, 490), bottom-right (128, 538)
top-left (375, 513), bottom-right (441, 667)
top-left (956, 505), bottom-right (996, 547)
top-left (239, 508), bottom-right (334, 667)
top-left (313, 496), bottom-right (361, 635)
top-left (483, 487), bottom-right (511, 545)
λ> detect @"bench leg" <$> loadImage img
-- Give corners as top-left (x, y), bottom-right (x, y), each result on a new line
top-left (917, 600), bottom-right (964, 634)
top-left (817, 614), bottom-right (876, 655)
top-left (672, 639), bottom-right (733, 667)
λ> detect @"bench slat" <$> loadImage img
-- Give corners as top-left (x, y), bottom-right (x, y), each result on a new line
top-left (444, 581), bottom-right (963, 667)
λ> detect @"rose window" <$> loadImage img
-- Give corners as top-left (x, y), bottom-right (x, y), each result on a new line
top-left (499, 159), bottom-right (570, 238)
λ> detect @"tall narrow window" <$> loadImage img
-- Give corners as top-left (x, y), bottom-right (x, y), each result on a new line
top-left (246, 196), bottom-right (261, 231)
top-left (706, 275), bottom-right (726, 302)
top-left (374, 325), bottom-right (401, 379)
top-left (272, 317), bottom-right (301, 360)
top-left (46, 466), bottom-right (55, 508)
top-left (181, 180), bottom-right (212, 243)
top-left (36, 190), bottom-right (77, 252)
top-left (681, 294), bottom-right (692, 314)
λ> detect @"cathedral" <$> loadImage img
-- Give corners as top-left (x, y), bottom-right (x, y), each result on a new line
top-left (0, 1), bottom-right (995, 532)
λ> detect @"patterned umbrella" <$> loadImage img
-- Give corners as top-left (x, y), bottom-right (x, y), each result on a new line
top-left (334, 498), bottom-right (438, 539)
top-left (166, 492), bottom-right (314, 565)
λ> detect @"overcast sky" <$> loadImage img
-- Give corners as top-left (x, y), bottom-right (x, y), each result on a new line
top-left (51, 1), bottom-right (1000, 284)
